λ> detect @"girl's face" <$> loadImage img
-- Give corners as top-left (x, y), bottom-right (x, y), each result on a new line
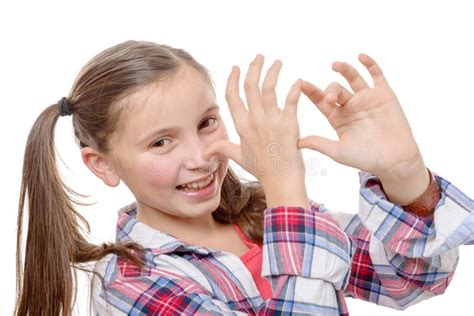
top-left (108, 66), bottom-right (229, 224)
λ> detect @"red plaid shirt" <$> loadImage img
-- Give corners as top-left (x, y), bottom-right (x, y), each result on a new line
top-left (91, 170), bottom-right (472, 315)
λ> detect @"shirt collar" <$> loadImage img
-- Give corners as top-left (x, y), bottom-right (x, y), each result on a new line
top-left (115, 199), bottom-right (327, 256)
top-left (115, 201), bottom-right (221, 256)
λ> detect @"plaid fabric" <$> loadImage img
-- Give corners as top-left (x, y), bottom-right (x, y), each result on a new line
top-left (91, 170), bottom-right (473, 315)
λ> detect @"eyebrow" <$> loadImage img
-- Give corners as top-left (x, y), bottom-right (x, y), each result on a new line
top-left (138, 104), bottom-right (220, 145)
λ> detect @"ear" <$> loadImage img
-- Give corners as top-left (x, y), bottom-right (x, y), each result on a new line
top-left (81, 147), bottom-right (121, 187)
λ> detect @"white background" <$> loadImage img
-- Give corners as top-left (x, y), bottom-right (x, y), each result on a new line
top-left (1, 1), bottom-right (473, 315)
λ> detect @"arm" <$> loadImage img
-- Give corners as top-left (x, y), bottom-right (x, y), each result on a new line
top-left (261, 205), bottom-right (352, 315)
top-left (324, 169), bottom-right (474, 310)
top-left (293, 54), bottom-right (473, 309)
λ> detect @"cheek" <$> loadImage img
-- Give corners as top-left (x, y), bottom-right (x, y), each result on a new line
top-left (143, 155), bottom-right (179, 188)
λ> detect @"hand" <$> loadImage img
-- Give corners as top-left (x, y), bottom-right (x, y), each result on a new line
top-left (203, 54), bottom-right (307, 199)
top-left (297, 54), bottom-right (424, 179)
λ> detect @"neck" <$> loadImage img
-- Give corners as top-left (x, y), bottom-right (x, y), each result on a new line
top-left (135, 201), bottom-right (226, 244)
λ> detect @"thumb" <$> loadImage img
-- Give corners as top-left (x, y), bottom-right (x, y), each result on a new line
top-left (203, 139), bottom-right (242, 165)
top-left (297, 135), bottom-right (338, 160)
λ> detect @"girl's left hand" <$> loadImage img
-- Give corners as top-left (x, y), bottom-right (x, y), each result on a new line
top-left (297, 54), bottom-right (424, 178)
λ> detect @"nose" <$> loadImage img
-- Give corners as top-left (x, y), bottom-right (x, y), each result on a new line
top-left (180, 137), bottom-right (215, 173)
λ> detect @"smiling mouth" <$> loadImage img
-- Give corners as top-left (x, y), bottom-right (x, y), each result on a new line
top-left (176, 169), bottom-right (217, 191)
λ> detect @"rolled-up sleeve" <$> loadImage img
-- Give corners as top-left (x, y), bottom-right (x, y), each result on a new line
top-left (261, 205), bottom-right (352, 315)
top-left (329, 170), bottom-right (474, 310)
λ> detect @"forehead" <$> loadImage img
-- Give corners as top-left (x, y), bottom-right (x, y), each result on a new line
top-left (117, 68), bottom-right (216, 139)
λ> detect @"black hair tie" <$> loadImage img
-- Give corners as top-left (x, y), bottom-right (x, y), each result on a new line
top-left (58, 97), bottom-right (72, 116)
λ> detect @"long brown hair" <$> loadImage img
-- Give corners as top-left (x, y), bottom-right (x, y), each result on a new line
top-left (15, 40), bottom-right (266, 315)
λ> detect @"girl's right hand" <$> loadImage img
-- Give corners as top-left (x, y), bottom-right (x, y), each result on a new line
top-left (204, 54), bottom-right (309, 208)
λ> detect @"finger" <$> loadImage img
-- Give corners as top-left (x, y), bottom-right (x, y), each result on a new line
top-left (300, 80), bottom-right (335, 117)
top-left (283, 79), bottom-right (302, 118)
top-left (358, 53), bottom-right (388, 86)
top-left (324, 82), bottom-right (353, 106)
top-left (332, 61), bottom-right (369, 92)
top-left (203, 139), bottom-right (242, 166)
top-left (244, 54), bottom-right (265, 117)
top-left (261, 59), bottom-right (283, 113)
top-left (225, 66), bottom-right (247, 124)
top-left (297, 135), bottom-right (338, 160)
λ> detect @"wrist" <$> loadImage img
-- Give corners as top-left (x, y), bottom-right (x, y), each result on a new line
top-left (377, 157), bottom-right (429, 205)
top-left (262, 179), bottom-right (309, 209)
top-left (399, 168), bottom-right (440, 217)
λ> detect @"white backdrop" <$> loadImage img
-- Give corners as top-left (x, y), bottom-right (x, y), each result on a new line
top-left (1, 1), bottom-right (473, 315)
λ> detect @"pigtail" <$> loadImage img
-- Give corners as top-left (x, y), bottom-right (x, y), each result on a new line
top-left (15, 103), bottom-right (142, 316)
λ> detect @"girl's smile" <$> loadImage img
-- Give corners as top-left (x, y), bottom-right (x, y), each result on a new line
top-left (175, 168), bottom-right (218, 200)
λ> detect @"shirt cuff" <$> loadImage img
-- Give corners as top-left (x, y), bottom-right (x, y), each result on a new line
top-left (358, 169), bottom-right (474, 257)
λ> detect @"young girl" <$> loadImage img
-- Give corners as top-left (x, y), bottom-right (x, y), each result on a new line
top-left (15, 40), bottom-right (474, 315)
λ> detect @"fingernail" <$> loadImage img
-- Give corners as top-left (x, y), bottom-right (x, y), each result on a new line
top-left (326, 92), bottom-right (337, 102)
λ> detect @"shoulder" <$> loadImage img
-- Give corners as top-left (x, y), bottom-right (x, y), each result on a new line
top-left (92, 253), bottom-right (118, 281)
top-left (90, 252), bottom-right (214, 314)
top-left (91, 251), bottom-right (212, 293)
top-left (90, 253), bottom-right (118, 314)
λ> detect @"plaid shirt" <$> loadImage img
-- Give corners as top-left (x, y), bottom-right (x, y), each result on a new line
top-left (91, 170), bottom-right (473, 315)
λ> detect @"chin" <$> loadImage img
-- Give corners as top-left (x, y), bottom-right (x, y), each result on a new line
top-left (181, 198), bottom-right (221, 218)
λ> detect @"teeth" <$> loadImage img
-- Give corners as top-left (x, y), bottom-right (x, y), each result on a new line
top-left (179, 172), bottom-right (214, 191)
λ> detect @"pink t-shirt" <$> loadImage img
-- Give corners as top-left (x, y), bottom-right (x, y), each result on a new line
top-left (232, 224), bottom-right (272, 300)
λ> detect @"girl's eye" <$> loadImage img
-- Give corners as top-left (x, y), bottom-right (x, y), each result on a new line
top-left (200, 116), bottom-right (217, 129)
top-left (151, 117), bottom-right (217, 149)
top-left (152, 138), bottom-right (171, 148)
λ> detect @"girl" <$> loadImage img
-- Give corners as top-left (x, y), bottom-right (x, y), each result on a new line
top-left (15, 40), bottom-right (474, 315)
